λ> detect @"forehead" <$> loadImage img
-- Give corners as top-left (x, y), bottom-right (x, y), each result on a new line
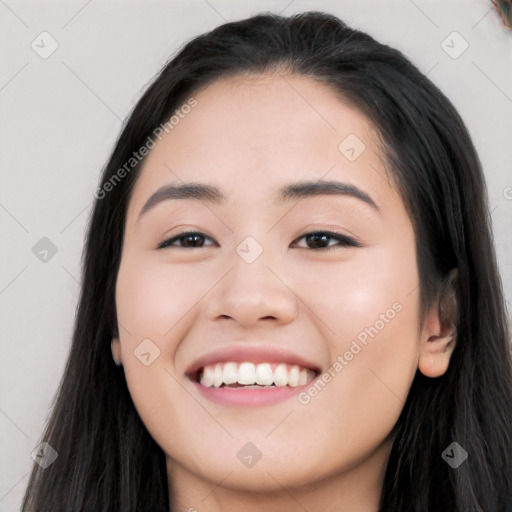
top-left (126, 72), bottom-right (394, 220)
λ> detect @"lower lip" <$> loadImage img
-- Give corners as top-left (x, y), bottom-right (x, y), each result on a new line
top-left (192, 380), bottom-right (312, 406)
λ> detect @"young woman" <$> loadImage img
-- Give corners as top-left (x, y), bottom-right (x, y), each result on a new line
top-left (22, 10), bottom-right (512, 512)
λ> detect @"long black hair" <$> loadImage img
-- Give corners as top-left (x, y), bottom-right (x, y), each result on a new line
top-left (22, 11), bottom-right (512, 512)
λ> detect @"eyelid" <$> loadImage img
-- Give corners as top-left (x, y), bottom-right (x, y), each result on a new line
top-left (291, 230), bottom-right (362, 249)
top-left (157, 229), bottom-right (362, 250)
top-left (156, 230), bottom-right (215, 249)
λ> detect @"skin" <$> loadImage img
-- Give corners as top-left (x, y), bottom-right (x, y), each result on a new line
top-left (112, 71), bottom-right (457, 512)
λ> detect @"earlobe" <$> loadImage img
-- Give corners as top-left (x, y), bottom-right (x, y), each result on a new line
top-left (418, 329), bottom-right (456, 378)
top-left (418, 269), bottom-right (458, 378)
top-left (111, 338), bottom-right (123, 366)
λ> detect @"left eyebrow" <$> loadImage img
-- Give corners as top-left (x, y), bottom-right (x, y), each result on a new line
top-left (137, 179), bottom-right (381, 222)
top-left (275, 180), bottom-right (381, 213)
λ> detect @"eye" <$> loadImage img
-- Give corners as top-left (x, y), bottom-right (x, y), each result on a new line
top-left (157, 230), bottom-right (361, 251)
top-left (157, 231), bottom-right (215, 249)
top-left (291, 231), bottom-right (362, 251)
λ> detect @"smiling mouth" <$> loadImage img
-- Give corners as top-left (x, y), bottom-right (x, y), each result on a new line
top-left (190, 361), bottom-right (319, 389)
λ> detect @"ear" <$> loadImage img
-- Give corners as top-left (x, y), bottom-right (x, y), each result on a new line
top-left (111, 337), bottom-right (123, 365)
top-left (418, 269), bottom-right (458, 378)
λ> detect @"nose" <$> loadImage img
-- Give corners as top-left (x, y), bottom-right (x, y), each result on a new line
top-left (205, 247), bottom-right (298, 327)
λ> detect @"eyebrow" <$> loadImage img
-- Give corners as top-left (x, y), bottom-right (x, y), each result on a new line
top-left (137, 180), bottom-right (380, 221)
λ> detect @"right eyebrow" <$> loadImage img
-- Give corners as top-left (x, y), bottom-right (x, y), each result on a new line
top-left (137, 183), bottom-right (225, 222)
top-left (136, 178), bottom-right (381, 223)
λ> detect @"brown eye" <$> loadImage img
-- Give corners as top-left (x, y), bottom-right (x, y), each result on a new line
top-left (157, 231), bottom-right (215, 249)
top-left (292, 231), bottom-right (361, 250)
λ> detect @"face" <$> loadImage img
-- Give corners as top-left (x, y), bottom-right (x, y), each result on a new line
top-left (112, 72), bottom-right (448, 504)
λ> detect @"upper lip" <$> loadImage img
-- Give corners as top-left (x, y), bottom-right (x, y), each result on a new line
top-left (185, 344), bottom-right (322, 380)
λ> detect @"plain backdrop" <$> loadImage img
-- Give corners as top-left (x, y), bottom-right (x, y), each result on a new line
top-left (0, 0), bottom-right (511, 510)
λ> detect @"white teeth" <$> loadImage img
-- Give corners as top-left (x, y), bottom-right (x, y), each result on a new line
top-left (223, 362), bottom-right (238, 385)
top-left (288, 365), bottom-right (300, 387)
top-left (238, 362), bottom-right (256, 385)
top-left (255, 363), bottom-right (274, 385)
top-left (273, 363), bottom-right (288, 387)
top-left (298, 368), bottom-right (308, 386)
top-left (213, 363), bottom-right (223, 388)
top-left (198, 361), bottom-right (317, 388)
top-left (202, 365), bottom-right (214, 387)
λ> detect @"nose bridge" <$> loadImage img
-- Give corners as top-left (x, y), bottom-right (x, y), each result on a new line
top-left (205, 232), bottom-right (298, 325)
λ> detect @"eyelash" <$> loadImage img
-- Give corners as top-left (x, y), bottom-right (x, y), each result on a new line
top-left (157, 230), bottom-right (362, 251)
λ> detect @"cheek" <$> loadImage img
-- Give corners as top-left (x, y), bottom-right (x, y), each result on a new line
top-left (113, 229), bottom-right (422, 486)
top-left (300, 240), bottom-right (420, 343)
top-left (294, 243), bottom-right (420, 456)
top-left (114, 254), bottom-right (209, 455)
top-left (115, 254), bottom-right (209, 348)
top-left (295, 305), bottom-right (419, 476)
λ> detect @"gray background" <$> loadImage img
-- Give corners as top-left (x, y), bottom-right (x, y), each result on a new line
top-left (0, 0), bottom-right (511, 510)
